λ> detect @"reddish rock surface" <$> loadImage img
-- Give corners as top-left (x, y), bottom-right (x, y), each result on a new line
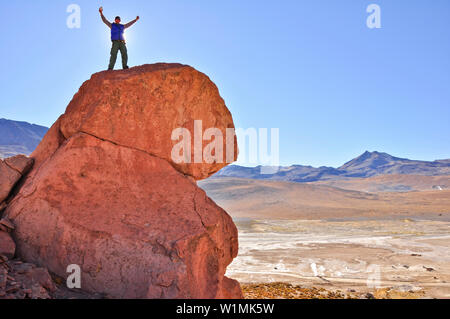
top-left (57, 63), bottom-right (238, 181)
top-left (0, 217), bottom-right (15, 232)
top-left (0, 231), bottom-right (15, 259)
top-left (0, 156), bottom-right (33, 204)
top-left (0, 161), bottom-right (21, 203)
top-left (4, 155), bottom-right (34, 175)
top-left (30, 116), bottom-right (65, 172)
top-left (4, 64), bottom-right (242, 299)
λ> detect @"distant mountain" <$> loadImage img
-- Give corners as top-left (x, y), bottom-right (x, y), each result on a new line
top-left (0, 118), bottom-right (48, 158)
top-left (214, 151), bottom-right (450, 182)
top-left (338, 151), bottom-right (450, 176)
top-left (215, 164), bottom-right (343, 182)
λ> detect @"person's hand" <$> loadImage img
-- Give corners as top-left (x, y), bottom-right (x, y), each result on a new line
top-left (99, 7), bottom-right (103, 13)
top-left (136, 16), bottom-right (140, 20)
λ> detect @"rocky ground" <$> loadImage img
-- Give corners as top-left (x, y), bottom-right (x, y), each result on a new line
top-left (0, 155), bottom-right (59, 299)
top-left (0, 216), bottom-right (55, 299)
top-left (241, 282), bottom-right (426, 299)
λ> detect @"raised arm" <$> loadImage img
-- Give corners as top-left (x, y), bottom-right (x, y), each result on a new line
top-left (124, 16), bottom-right (140, 29)
top-left (99, 7), bottom-right (112, 28)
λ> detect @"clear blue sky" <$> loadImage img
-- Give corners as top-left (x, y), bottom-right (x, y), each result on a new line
top-left (1, 0), bottom-right (449, 167)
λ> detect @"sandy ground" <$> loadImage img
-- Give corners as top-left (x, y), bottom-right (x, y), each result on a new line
top-left (227, 217), bottom-right (450, 299)
top-left (199, 178), bottom-right (450, 220)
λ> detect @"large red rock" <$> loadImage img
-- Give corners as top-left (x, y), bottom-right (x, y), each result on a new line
top-left (5, 64), bottom-right (242, 299)
top-left (57, 63), bottom-right (238, 181)
top-left (7, 133), bottom-right (240, 298)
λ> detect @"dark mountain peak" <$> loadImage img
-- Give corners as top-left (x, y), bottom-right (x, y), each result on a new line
top-left (360, 150), bottom-right (392, 159)
top-left (357, 150), bottom-right (376, 160)
top-left (339, 151), bottom-right (409, 172)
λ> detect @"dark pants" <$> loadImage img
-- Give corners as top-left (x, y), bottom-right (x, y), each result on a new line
top-left (108, 40), bottom-right (128, 70)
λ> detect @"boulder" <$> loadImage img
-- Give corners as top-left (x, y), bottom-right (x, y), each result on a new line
top-left (5, 64), bottom-right (242, 299)
top-left (56, 63), bottom-right (238, 181)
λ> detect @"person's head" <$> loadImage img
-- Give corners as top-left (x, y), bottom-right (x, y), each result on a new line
top-left (115, 16), bottom-right (121, 24)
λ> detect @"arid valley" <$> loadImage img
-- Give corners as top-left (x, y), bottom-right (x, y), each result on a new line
top-left (200, 176), bottom-right (450, 298)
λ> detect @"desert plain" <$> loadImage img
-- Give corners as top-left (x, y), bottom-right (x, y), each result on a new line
top-left (200, 177), bottom-right (450, 299)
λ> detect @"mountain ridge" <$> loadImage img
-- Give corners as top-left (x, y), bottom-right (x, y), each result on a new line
top-left (215, 151), bottom-right (450, 182)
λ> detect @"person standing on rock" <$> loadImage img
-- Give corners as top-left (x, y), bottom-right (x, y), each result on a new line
top-left (99, 7), bottom-right (139, 70)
